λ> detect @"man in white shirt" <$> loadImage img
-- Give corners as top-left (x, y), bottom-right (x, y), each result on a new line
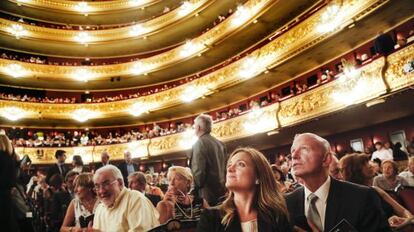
top-left (93, 165), bottom-right (159, 232)
top-left (285, 133), bottom-right (391, 232)
top-left (399, 157), bottom-right (414, 186)
top-left (371, 141), bottom-right (393, 161)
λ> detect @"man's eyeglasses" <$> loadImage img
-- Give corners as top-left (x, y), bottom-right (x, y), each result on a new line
top-left (94, 180), bottom-right (117, 191)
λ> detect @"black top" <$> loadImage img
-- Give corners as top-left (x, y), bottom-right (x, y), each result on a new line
top-left (197, 207), bottom-right (292, 232)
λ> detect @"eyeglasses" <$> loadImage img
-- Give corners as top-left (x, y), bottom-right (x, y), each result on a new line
top-left (94, 180), bottom-right (117, 191)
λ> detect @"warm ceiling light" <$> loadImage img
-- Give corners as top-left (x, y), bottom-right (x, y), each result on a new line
top-left (180, 41), bottom-right (204, 58)
top-left (74, 2), bottom-right (90, 14)
top-left (3, 63), bottom-right (26, 78)
top-left (8, 24), bottom-right (27, 39)
top-left (73, 68), bottom-right (93, 82)
top-left (128, 102), bottom-right (154, 116)
top-left (332, 79), bottom-right (368, 106)
top-left (231, 6), bottom-right (251, 27)
top-left (0, 107), bottom-right (27, 121)
top-left (130, 61), bottom-right (149, 75)
top-left (317, 4), bottom-right (343, 33)
top-left (238, 57), bottom-right (260, 79)
top-left (72, 109), bottom-right (100, 122)
top-left (180, 85), bottom-right (208, 102)
top-left (178, 1), bottom-right (193, 16)
top-left (243, 109), bottom-right (274, 134)
top-left (129, 24), bottom-right (147, 36)
top-left (74, 32), bottom-right (91, 44)
top-left (129, 0), bottom-right (143, 6)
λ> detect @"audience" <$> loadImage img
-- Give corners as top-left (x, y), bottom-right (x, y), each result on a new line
top-left (399, 157), bottom-right (414, 186)
top-left (197, 147), bottom-right (291, 231)
top-left (128, 171), bottom-right (161, 207)
top-left (46, 150), bottom-right (69, 185)
top-left (117, 151), bottom-right (139, 187)
top-left (60, 173), bottom-right (98, 231)
top-left (92, 165), bottom-right (159, 231)
top-left (373, 160), bottom-right (409, 191)
top-left (371, 141), bottom-right (394, 161)
top-left (286, 133), bottom-right (390, 232)
top-left (95, 151), bottom-right (111, 170)
top-left (71, 155), bottom-right (86, 173)
top-left (157, 166), bottom-right (204, 224)
top-left (339, 153), bottom-right (413, 230)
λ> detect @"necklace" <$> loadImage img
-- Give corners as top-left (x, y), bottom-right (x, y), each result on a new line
top-left (174, 196), bottom-right (193, 219)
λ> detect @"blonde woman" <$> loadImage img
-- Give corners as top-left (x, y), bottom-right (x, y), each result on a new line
top-left (157, 166), bottom-right (205, 224)
top-left (197, 147), bottom-right (291, 232)
top-left (60, 173), bottom-right (99, 232)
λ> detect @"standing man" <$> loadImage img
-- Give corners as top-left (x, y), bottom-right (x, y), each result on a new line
top-left (286, 133), bottom-right (391, 232)
top-left (46, 150), bottom-right (68, 184)
top-left (118, 151), bottom-right (139, 186)
top-left (93, 165), bottom-right (159, 231)
top-left (190, 114), bottom-right (227, 206)
top-left (95, 150), bottom-right (111, 170)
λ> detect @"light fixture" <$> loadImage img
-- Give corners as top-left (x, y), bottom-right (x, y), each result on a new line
top-left (130, 61), bottom-right (149, 75)
top-left (238, 56), bottom-right (260, 79)
top-left (180, 85), bottom-right (208, 102)
top-left (178, 1), bottom-right (193, 16)
top-left (128, 141), bottom-right (148, 158)
top-left (72, 68), bottom-right (93, 82)
top-left (129, 0), bottom-right (142, 7)
top-left (74, 2), bottom-right (90, 15)
top-left (332, 78), bottom-right (369, 106)
top-left (316, 2), bottom-right (344, 33)
top-left (8, 24), bottom-right (27, 39)
top-left (3, 63), bottom-right (26, 78)
top-left (231, 5), bottom-right (251, 27)
top-left (74, 32), bottom-right (91, 44)
top-left (72, 109), bottom-right (100, 122)
top-left (243, 109), bottom-right (274, 134)
top-left (366, 98), bottom-right (385, 107)
top-left (180, 40), bottom-right (204, 58)
top-left (129, 24), bottom-right (147, 36)
top-left (128, 102), bottom-right (155, 116)
top-left (0, 107), bottom-right (27, 121)
top-left (179, 128), bottom-right (198, 149)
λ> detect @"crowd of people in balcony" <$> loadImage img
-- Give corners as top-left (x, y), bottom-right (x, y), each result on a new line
top-left (2, 127), bottom-right (414, 232)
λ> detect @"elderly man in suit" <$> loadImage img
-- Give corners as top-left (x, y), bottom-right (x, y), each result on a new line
top-left (118, 151), bottom-right (139, 186)
top-left (190, 114), bottom-right (227, 206)
top-left (95, 150), bottom-right (111, 170)
top-left (286, 133), bottom-right (391, 232)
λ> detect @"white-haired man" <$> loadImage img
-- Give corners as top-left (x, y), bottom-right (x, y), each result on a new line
top-left (93, 165), bottom-right (159, 231)
top-left (286, 133), bottom-right (390, 232)
top-left (190, 114), bottom-right (227, 206)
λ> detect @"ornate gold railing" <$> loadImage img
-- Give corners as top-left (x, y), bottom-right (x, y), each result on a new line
top-left (14, 44), bottom-right (414, 164)
top-left (8, 0), bottom-right (162, 13)
top-left (1, 0), bottom-right (210, 42)
top-left (0, 0), bottom-right (390, 121)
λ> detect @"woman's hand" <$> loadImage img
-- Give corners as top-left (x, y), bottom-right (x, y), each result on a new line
top-left (164, 188), bottom-right (177, 203)
top-left (388, 215), bottom-right (408, 227)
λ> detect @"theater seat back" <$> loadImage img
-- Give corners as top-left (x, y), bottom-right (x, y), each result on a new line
top-left (399, 187), bottom-right (414, 214)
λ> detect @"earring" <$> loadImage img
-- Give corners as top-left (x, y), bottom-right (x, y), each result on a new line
top-left (255, 179), bottom-right (259, 184)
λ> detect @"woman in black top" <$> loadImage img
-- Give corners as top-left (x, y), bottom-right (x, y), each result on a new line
top-left (197, 147), bottom-right (292, 232)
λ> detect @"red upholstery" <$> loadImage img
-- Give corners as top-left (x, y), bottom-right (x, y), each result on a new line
top-left (398, 187), bottom-right (414, 214)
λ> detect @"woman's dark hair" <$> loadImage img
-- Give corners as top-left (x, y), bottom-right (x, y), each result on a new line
top-left (340, 153), bottom-right (371, 185)
top-left (72, 155), bottom-right (83, 166)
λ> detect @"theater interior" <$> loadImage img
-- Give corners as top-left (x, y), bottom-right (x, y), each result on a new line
top-left (0, 0), bottom-right (414, 230)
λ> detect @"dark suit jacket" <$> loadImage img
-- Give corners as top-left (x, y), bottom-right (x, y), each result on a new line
top-left (46, 163), bottom-right (68, 184)
top-left (117, 161), bottom-right (139, 186)
top-left (190, 133), bottom-right (228, 206)
top-left (94, 162), bottom-right (110, 171)
top-left (285, 178), bottom-right (391, 232)
top-left (197, 208), bottom-right (292, 232)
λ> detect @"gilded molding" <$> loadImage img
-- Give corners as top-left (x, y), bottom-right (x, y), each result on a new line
top-left (8, 0), bottom-right (160, 13)
top-left (385, 44), bottom-right (414, 91)
top-left (0, 0), bottom-right (392, 121)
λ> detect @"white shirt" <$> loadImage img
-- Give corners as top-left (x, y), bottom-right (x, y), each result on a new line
top-left (371, 148), bottom-right (393, 161)
top-left (304, 176), bottom-right (331, 231)
top-left (399, 171), bottom-right (414, 186)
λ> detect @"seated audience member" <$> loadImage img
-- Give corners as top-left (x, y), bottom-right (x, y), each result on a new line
top-left (393, 142), bottom-right (409, 161)
top-left (396, 32), bottom-right (407, 48)
top-left (329, 155), bottom-right (341, 179)
top-left (93, 165), bottom-right (159, 231)
top-left (399, 157), bottom-right (414, 187)
top-left (197, 147), bottom-right (292, 231)
top-left (65, 171), bottom-right (79, 199)
top-left (157, 166), bottom-right (204, 224)
top-left (145, 174), bottom-right (164, 199)
top-left (370, 158), bottom-right (383, 176)
top-left (373, 160), bottom-right (409, 191)
top-left (61, 173), bottom-right (99, 231)
top-left (371, 141), bottom-right (394, 161)
top-left (71, 155), bottom-right (86, 173)
top-left (128, 172), bottom-right (161, 207)
top-left (286, 133), bottom-right (390, 232)
top-left (339, 154), bottom-right (413, 230)
top-left (270, 164), bottom-right (288, 193)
